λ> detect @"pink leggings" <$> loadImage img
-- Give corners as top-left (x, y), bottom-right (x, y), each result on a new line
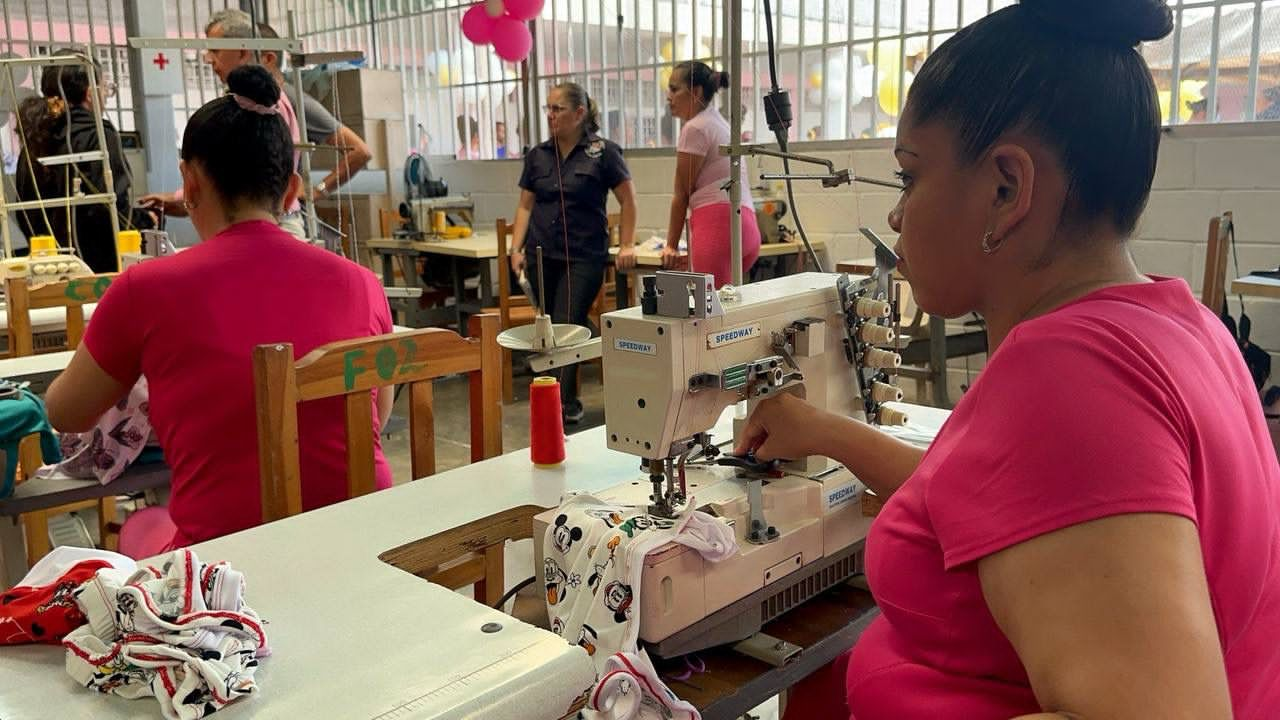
top-left (688, 202), bottom-right (761, 288)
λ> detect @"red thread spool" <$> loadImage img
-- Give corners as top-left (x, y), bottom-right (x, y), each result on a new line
top-left (529, 376), bottom-right (566, 466)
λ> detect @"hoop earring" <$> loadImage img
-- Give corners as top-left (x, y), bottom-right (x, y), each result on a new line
top-left (981, 230), bottom-right (1004, 255)
top-left (182, 199), bottom-right (196, 212)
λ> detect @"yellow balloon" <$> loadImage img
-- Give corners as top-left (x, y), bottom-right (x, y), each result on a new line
top-left (1157, 80), bottom-right (1207, 123)
top-left (865, 40), bottom-right (902, 74)
top-left (1157, 90), bottom-right (1190, 122)
top-left (438, 65), bottom-right (451, 86)
top-left (808, 71), bottom-right (823, 89)
top-left (877, 71), bottom-right (912, 117)
top-left (659, 66), bottom-right (673, 88)
top-left (660, 40), bottom-right (674, 62)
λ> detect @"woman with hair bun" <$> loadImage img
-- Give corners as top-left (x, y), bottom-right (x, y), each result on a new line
top-left (662, 60), bottom-right (759, 288)
top-left (45, 65), bottom-right (396, 554)
top-left (743, 1), bottom-right (1280, 717)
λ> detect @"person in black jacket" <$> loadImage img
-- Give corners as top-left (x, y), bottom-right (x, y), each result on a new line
top-left (14, 50), bottom-right (154, 272)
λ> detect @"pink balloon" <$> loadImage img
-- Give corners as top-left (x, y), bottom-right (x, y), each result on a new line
top-left (491, 16), bottom-right (533, 62)
top-left (503, 0), bottom-right (545, 22)
top-left (461, 3), bottom-right (498, 45)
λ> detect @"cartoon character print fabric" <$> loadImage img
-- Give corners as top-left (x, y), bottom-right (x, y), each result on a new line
top-left (62, 549), bottom-right (268, 720)
top-left (0, 559), bottom-right (112, 645)
top-left (543, 494), bottom-right (738, 720)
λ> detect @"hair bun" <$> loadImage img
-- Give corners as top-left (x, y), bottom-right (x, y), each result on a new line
top-left (716, 71), bottom-right (730, 88)
top-left (226, 65), bottom-right (280, 107)
top-left (1021, 0), bottom-right (1172, 47)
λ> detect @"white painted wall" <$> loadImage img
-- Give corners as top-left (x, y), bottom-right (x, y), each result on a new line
top-left (435, 121), bottom-right (1280, 397)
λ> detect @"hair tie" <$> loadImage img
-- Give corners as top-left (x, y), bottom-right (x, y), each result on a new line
top-left (231, 93), bottom-right (279, 116)
top-left (45, 96), bottom-right (66, 118)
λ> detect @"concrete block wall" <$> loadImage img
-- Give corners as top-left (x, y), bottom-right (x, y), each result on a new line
top-left (434, 121), bottom-right (1280, 401)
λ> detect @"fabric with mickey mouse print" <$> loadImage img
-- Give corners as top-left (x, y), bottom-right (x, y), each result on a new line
top-left (62, 549), bottom-right (267, 720)
top-left (543, 494), bottom-right (737, 718)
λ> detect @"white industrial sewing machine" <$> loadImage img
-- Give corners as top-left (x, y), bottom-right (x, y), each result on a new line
top-left (0, 236), bottom-right (95, 283)
top-left (536, 243), bottom-right (904, 658)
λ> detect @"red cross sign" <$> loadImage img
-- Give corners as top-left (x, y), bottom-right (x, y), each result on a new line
top-left (152, 53), bottom-right (170, 70)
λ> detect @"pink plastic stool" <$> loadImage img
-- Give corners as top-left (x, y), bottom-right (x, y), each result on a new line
top-left (118, 506), bottom-right (178, 559)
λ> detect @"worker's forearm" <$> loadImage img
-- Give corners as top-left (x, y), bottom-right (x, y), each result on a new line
top-left (620, 198), bottom-right (637, 248)
top-left (666, 195), bottom-right (688, 249)
top-left (324, 148), bottom-right (371, 190)
top-left (512, 205), bottom-right (533, 253)
top-left (821, 415), bottom-right (923, 498)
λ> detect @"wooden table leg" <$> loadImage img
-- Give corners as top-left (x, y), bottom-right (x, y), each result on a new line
top-left (0, 515), bottom-right (27, 589)
top-left (451, 258), bottom-right (467, 331)
top-left (615, 271), bottom-right (630, 311)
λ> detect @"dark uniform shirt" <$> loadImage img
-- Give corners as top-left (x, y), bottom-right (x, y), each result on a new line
top-left (517, 133), bottom-right (629, 263)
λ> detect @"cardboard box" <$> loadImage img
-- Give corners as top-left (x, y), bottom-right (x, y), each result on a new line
top-left (321, 68), bottom-right (405, 123)
top-left (314, 194), bottom-right (394, 257)
top-left (309, 118), bottom-right (407, 172)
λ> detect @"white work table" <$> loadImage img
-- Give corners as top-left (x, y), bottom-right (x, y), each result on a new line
top-left (0, 423), bottom-right (649, 719)
top-left (0, 303), bottom-right (97, 334)
top-left (0, 402), bottom-right (947, 719)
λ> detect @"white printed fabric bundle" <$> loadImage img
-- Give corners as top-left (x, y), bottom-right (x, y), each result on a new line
top-left (63, 549), bottom-right (269, 720)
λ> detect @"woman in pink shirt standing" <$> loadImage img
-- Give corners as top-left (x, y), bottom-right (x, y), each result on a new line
top-left (741, 1), bottom-right (1280, 718)
top-left (661, 61), bottom-right (760, 288)
top-left (45, 66), bottom-right (395, 554)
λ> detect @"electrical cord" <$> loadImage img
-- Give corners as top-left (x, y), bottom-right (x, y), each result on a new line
top-left (760, 0), bottom-right (823, 273)
top-left (493, 575), bottom-right (537, 610)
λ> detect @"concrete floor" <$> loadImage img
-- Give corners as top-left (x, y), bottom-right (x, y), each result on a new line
top-left (380, 361), bottom-right (607, 482)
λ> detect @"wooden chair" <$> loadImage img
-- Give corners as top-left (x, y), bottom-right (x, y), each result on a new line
top-left (5, 273), bottom-right (114, 357)
top-left (254, 315), bottom-right (505, 601)
top-left (485, 218), bottom-right (538, 402)
top-left (1201, 211), bottom-right (1233, 310)
top-left (4, 273), bottom-right (119, 565)
top-left (378, 208), bottom-right (397, 238)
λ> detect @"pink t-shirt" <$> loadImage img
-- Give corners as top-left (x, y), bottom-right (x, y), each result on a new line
top-left (83, 220), bottom-right (393, 546)
top-left (849, 276), bottom-right (1280, 718)
top-left (677, 106), bottom-right (752, 210)
top-left (274, 87), bottom-right (304, 215)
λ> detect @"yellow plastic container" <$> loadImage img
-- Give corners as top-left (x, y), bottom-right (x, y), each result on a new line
top-left (28, 235), bottom-right (56, 255)
top-left (116, 230), bottom-right (142, 255)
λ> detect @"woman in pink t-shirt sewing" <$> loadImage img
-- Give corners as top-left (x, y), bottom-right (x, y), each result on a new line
top-left (661, 61), bottom-right (760, 288)
top-left (741, 1), bottom-right (1280, 718)
top-left (45, 66), bottom-right (395, 554)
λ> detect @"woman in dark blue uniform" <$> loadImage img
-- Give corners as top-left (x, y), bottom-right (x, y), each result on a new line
top-left (511, 82), bottom-right (637, 423)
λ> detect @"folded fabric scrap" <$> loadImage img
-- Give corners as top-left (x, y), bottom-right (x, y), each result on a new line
top-left (0, 547), bottom-right (136, 645)
top-left (39, 376), bottom-right (158, 485)
top-left (63, 549), bottom-right (269, 720)
top-left (543, 494), bottom-right (738, 720)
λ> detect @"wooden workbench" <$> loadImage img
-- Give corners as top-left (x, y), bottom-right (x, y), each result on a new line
top-left (609, 238), bottom-right (826, 267)
top-left (367, 234), bottom-right (498, 329)
top-left (610, 238), bottom-right (827, 308)
top-left (1232, 274), bottom-right (1280, 299)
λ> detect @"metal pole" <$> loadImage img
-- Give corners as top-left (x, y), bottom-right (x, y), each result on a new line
top-left (287, 10), bottom-right (319, 243)
top-left (728, 0), bottom-right (743, 286)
